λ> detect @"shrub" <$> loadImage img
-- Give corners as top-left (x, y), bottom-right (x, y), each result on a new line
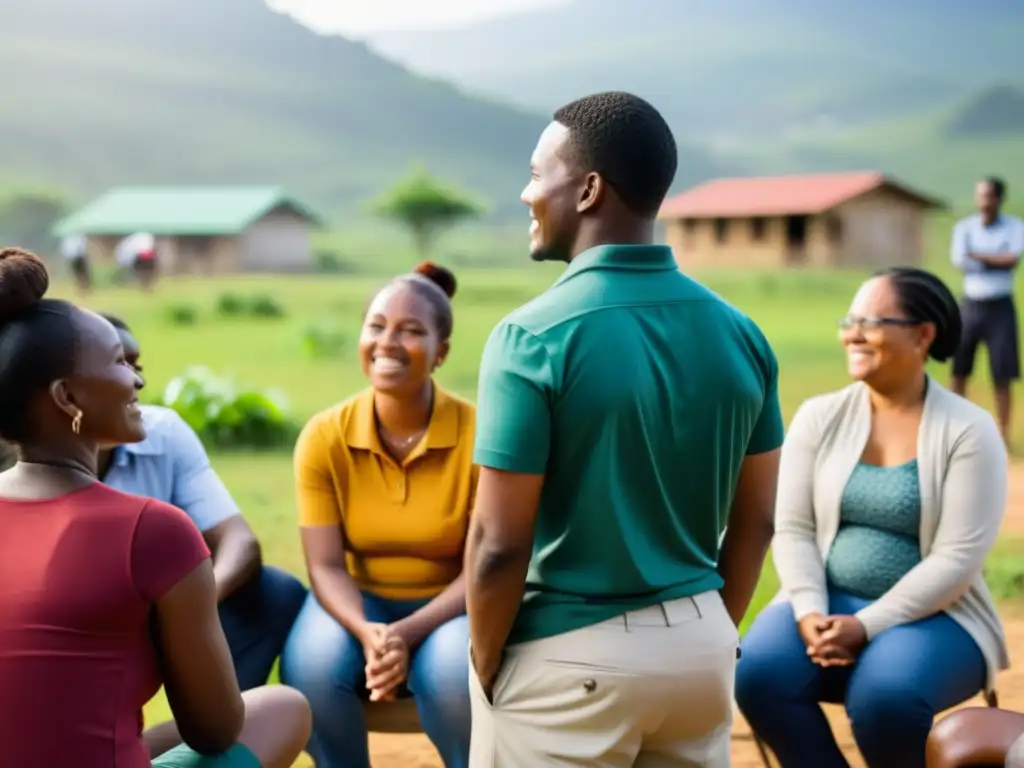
top-left (313, 249), bottom-right (353, 273)
top-left (157, 366), bottom-right (298, 450)
top-left (246, 293), bottom-right (286, 318)
top-left (213, 292), bottom-right (286, 320)
top-left (216, 292), bottom-right (246, 317)
top-left (166, 302), bottom-right (199, 326)
top-left (300, 321), bottom-right (348, 359)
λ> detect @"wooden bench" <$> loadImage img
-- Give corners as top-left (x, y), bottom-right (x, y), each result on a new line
top-left (363, 698), bottom-right (422, 734)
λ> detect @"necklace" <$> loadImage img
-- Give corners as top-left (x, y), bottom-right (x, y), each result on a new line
top-left (381, 427), bottom-right (426, 450)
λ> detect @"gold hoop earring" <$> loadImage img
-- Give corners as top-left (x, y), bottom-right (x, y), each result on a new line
top-left (71, 411), bottom-right (83, 435)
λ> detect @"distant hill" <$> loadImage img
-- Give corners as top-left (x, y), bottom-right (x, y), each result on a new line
top-left (371, 0), bottom-right (1024, 140)
top-left (709, 94), bottom-right (1024, 204)
top-left (3, 0), bottom-right (1018, 224)
top-left (368, 0), bottom-right (1024, 202)
top-left (0, 0), bottom-right (553, 217)
top-left (945, 86), bottom-right (1024, 139)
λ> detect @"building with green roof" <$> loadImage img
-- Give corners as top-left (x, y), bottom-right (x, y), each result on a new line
top-left (54, 186), bottom-right (324, 273)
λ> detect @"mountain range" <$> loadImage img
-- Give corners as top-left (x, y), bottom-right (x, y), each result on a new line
top-left (372, 0), bottom-right (1024, 202)
top-left (2, 0), bottom-right (1022, 224)
top-left (0, 0), bottom-right (551, 217)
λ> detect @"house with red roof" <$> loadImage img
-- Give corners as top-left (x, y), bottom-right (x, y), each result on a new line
top-left (658, 171), bottom-right (944, 270)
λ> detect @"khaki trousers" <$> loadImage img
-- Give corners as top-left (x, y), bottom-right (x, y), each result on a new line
top-left (469, 590), bottom-right (739, 767)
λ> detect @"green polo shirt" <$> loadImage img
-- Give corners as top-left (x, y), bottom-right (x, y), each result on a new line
top-left (473, 244), bottom-right (784, 645)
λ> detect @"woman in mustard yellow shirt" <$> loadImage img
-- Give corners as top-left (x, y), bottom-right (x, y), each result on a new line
top-left (280, 262), bottom-right (476, 768)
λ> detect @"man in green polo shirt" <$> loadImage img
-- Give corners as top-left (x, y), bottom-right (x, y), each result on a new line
top-left (464, 91), bottom-right (784, 767)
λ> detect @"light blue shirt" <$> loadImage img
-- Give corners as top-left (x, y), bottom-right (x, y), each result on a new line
top-left (103, 405), bottom-right (240, 532)
top-left (950, 213), bottom-right (1024, 300)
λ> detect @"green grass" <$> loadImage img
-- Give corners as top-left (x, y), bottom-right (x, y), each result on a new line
top-left (984, 536), bottom-right (1024, 602)
top-left (46, 211), bottom-right (1024, 733)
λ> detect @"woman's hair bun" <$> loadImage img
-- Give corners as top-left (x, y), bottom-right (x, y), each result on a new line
top-left (413, 260), bottom-right (457, 299)
top-left (0, 247), bottom-right (49, 323)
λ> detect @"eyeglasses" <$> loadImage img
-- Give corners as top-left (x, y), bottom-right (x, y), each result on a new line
top-left (838, 315), bottom-right (921, 333)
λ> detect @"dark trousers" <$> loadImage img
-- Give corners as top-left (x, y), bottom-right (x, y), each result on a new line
top-left (952, 296), bottom-right (1020, 384)
top-left (736, 592), bottom-right (986, 768)
top-left (219, 565), bottom-right (307, 690)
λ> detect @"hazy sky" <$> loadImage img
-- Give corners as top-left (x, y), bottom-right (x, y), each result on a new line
top-left (268, 0), bottom-right (566, 34)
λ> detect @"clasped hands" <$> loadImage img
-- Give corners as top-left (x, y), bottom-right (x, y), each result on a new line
top-left (798, 612), bottom-right (867, 667)
top-left (359, 622), bottom-right (410, 702)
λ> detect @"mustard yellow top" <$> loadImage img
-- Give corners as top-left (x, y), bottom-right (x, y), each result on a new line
top-left (294, 384), bottom-right (478, 600)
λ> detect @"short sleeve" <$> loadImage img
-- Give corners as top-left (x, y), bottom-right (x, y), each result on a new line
top-left (165, 410), bottom-right (240, 531)
top-left (294, 418), bottom-right (343, 527)
top-left (131, 500), bottom-right (210, 601)
top-left (473, 321), bottom-right (552, 474)
top-left (747, 349), bottom-right (784, 455)
top-left (1011, 220), bottom-right (1024, 255)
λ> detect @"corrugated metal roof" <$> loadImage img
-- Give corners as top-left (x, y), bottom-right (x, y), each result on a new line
top-left (54, 186), bottom-right (323, 236)
top-left (659, 171), bottom-right (944, 219)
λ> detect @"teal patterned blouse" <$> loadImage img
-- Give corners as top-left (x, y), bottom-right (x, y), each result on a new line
top-left (825, 459), bottom-right (922, 600)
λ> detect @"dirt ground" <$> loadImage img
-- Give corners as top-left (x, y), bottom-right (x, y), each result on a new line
top-left (317, 463), bottom-right (1024, 767)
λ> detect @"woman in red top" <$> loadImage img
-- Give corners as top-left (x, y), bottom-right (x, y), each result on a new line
top-left (0, 247), bottom-right (311, 768)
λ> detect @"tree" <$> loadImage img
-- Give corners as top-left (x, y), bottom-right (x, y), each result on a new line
top-left (371, 167), bottom-right (483, 258)
top-left (0, 187), bottom-right (71, 256)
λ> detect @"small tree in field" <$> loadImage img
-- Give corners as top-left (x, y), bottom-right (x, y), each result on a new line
top-left (371, 167), bottom-right (483, 258)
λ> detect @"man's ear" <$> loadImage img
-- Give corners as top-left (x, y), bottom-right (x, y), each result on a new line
top-left (577, 172), bottom-right (605, 214)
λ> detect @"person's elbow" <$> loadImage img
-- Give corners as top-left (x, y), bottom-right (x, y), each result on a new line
top-left (466, 520), bottom-right (531, 581)
top-left (730, 503), bottom-right (775, 542)
top-left (206, 515), bottom-right (262, 566)
top-left (178, 701), bottom-right (245, 755)
top-left (236, 523), bottom-right (262, 568)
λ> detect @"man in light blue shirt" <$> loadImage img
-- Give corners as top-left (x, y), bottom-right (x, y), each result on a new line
top-left (950, 177), bottom-right (1024, 441)
top-left (98, 314), bottom-right (307, 689)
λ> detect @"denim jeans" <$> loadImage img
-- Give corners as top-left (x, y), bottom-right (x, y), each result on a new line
top-left (218, 566), bottom-right (308, 690)
top-left (735, 591), bottom-right (987, 768)
top-left (279, 591), bottom-right (471, 768)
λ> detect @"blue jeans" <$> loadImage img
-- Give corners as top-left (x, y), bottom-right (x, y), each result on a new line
top-left (219, 566), bottom-right (308, 690)
top-left (735, 591), bottom-right (986, 768)
top-left (279, 591), bottom-right (471, 768)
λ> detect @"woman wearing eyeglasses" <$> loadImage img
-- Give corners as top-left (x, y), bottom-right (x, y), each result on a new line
top-left (735, 267), bottom-right (1009, 768)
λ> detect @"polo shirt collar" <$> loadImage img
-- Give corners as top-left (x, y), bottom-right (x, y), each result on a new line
top-left (345, 381), bottom-right (460, 456)
top-left (555, 244), bottom-right (677, 286)
top-left (110, 430), bottom-right (162, 468)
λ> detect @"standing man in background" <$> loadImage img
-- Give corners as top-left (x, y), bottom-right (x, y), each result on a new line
top-left (464, 92), bottom-right (783, 767)
top-left (950, 177), bottom-right (1024, 443)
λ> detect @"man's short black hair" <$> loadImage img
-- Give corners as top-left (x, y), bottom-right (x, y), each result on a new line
top-left (99, 312), bottom-right (130, 332)
top-left (553, 91), bottom-right (678, 218)
top-left (982, 176), bottom-right (1007, 200)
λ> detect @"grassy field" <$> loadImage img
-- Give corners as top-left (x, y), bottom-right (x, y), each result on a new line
top-left (47, 211), bottom-right (1022, 733)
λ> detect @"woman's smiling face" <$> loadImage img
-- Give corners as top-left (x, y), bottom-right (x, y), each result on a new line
top-left (359, 283), bottom-right (447, 395)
